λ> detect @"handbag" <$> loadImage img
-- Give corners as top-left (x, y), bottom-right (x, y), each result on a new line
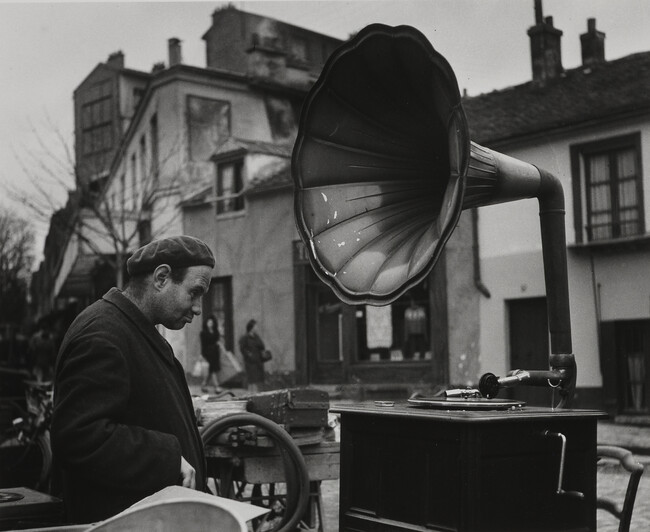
top-left (191, 359), bottom-right (208, 378)
top-left (261, 349), bottom-right (273, 362)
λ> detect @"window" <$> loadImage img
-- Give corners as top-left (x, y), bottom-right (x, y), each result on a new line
top-left (355, 284), bottom-right (431, 362)
top-left (289, 36), bottom-right (309, 62)
top-left (139, 135), bottom-right (147, 185)
top-left (265, 96), bottom-right (297, 142)
top-left (130, 154), bottom-right (137, 210)
top-left (150, 115), bottom-right (159, 183)
top-left (601, 319), bottom-right (650, 414)
top-left (81, 79), bottom-right (113, 157)
top-left (215, 160), bottom-right (244, 215)
top-left (119, 173), bottom-right (126, 207)
top-left (187, 96), bottom-right (230, 162)
top-left (572, 134), bottom-right (644, 243)
top-left (133, 87), bottom-right (145, 110)
top-left (204, 277), bottom-right (233, 352)
top-left (137, 219), bottom-right (152, 247)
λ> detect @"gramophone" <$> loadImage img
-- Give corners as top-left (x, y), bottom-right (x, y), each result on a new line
top-left (292, 24), bottom-right (606, 531)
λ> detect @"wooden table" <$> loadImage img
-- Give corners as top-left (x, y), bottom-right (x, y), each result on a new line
top-left (205, 437), bottom-right (339, 531)
top-left (331, 402), bottom-right (607, 532)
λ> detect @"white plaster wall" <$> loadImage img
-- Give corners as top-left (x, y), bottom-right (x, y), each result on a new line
top-left (444, 211), bottom-right (481, 385)
top-left (101, 72), bottom-right (283, 371)
top-left (478, 115), bottom-right (650, 389)
top-left (184, 188), bottom-right (297, 375)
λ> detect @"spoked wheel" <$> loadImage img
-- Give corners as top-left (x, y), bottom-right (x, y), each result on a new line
top-left (200, 412), bottom-right (310, 532)
top-left (1, 430), bottom-right (52, 493)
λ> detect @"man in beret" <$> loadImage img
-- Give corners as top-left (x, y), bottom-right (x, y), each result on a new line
top-left (51, 235), bottom-right (215, 523)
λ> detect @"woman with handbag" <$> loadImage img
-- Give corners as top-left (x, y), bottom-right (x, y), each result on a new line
top-left (238, 319), bottom-right (268, 393)
top-left (200, 315), bottom-right (223, 393)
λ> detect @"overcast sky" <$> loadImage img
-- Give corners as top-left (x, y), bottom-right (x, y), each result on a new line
top-left (2, 0), bottom-right (650, 264)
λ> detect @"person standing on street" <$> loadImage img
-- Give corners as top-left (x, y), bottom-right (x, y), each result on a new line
top-left (51, 235), bottom-right (215, 524)
top-left (238, 319), bottom-right (266, 393)
top-left (200, 315), bottom-right (223, 393)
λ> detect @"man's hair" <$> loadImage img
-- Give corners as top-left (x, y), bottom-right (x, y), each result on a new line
top-left (169, 267), bottom-right (188, 284)
top-left (125, 267), bottom-right (188, 297)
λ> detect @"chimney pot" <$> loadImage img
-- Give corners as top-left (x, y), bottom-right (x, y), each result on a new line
top-left (580, 18), bottom-right (605, 67)
top-left (107, 51), bottom-right (124, 70)
top-left (527, 11), bottom-right (563, 84)
top-left (168, 38), bottom-right (182, 66)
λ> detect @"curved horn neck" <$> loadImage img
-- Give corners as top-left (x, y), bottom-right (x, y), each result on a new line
top-left (462, 143), bottom-right (572, 356)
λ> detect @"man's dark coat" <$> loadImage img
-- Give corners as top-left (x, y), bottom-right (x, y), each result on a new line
top-left (51, 288), bottom-right (206, 524)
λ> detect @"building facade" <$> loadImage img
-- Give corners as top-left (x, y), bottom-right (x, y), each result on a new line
top-left (35, 5), bottom-right (650, 415)
top-left (464, 12), bottom-right (650, 415)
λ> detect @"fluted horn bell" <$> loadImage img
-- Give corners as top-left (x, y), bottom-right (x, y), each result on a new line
top-left (292, 23), bottom-right (570, 354)
top-left (292, 24), bottom-right (470, 305)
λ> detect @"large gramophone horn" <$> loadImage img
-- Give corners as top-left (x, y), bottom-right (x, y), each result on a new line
top-left (292, 24), bottom-right (575, 401)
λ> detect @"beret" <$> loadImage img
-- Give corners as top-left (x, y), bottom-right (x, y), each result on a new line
top-left (127, 235), bottom-right (215, 276)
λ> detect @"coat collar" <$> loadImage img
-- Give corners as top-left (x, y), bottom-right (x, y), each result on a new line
top-left (102, 287), bottom-right (175, 364)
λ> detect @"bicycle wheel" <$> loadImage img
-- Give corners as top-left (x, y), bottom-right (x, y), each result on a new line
top-left (35, 430), bottom-right (53, 492)
top-left (201, 413), bottom-right (310, 532)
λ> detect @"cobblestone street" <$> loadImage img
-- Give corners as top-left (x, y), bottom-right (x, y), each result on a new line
top-left (598, 454), bottom-right (650, 532)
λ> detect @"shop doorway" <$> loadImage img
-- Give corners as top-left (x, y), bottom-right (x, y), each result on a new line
top-left (508, 297), bottom-right (553, 407)
top-left (617, 321), bottom-right (649, 413)
top-left (305, 274), bottom-right (349, 384)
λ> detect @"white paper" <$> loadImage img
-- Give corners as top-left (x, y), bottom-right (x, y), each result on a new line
top-left (86, 485), bottom-right (269, 531)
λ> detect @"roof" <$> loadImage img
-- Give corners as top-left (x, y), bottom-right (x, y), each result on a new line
top-left (73, 61), bottom-right (150, 95)
top-left (180, 141), bottom-right (292, 208)
top-left (211, 138), bottom-right (293, 159)
top-left (247, 162), bottom-right (292, 194)
top-left (463, 51), bottom-right (650, 147)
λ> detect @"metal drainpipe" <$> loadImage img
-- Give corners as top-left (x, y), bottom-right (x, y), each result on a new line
top-left (472, 208), bottom-right (491, 298)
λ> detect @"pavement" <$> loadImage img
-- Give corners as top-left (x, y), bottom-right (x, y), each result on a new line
top-left (598, 420), bottom-right (650, 456)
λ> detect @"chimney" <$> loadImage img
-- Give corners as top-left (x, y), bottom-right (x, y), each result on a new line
top-left (151, 62), bottom-right (165, 74)
top-left (168, 38), bottom-right (182, 67)
top-left (527, 0), bottom-right (563, 84)
top-left (106, 51), bottom-right (124, 69)
top-left (580, 18), bottom-right (605, 67)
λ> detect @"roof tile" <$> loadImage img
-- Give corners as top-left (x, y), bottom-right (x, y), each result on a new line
top-left (463, 52), bottom-right (650, 146)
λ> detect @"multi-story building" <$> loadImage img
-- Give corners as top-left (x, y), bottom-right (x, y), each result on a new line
top-left (35, 5), bottom-right (650, 417)
top-left (37, 5), bottom-right (343, 370)
top-left (186, 5), bottom-right (650, 414)
top-left (463, 11), bottom-right (650, 416)
top-left (74, 51), bottom-right (151, 188)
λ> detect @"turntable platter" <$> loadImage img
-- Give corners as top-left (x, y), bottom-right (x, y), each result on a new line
top-left (407, 396), bottom-right (525, 410)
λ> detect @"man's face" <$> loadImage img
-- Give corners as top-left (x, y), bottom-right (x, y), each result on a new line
top-left (157, 265), bottom-right (212, 329)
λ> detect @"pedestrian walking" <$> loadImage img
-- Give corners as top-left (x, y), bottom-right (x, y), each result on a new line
top-left (51, 235), bottom-right (215, 524)
top-left (200, 315), bottom-right (223, 393)
top-left (238, 319), bottom-right (268, 394)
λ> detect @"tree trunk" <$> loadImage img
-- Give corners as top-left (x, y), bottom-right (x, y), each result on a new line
top-left (116, 248), bottom-right (124, 289)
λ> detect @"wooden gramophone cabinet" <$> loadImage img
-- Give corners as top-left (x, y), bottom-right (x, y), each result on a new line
top-left (332, 403), bottom-right (606, 532)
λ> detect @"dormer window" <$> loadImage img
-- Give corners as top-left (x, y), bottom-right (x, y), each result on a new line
top-left (215, 159), bottom-right (244, 215)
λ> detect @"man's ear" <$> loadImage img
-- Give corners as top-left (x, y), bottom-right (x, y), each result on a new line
top-left (152, 264), bottom-right (172, 290)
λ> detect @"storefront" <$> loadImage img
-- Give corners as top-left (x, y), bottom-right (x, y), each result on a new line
top-left (293, 240), bottom-right (448, 387)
